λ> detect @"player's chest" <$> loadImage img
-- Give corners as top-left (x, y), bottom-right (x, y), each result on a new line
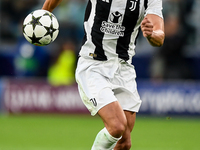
top-left (95, 0), bottom-right (142, 21)
top-left (95, 0), bottom-right (143, 25)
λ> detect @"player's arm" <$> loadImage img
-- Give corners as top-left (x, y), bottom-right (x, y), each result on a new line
top-left (141, 14), bottom-right (165, 47)
top-left (42, 0), bottom-right (63, 12)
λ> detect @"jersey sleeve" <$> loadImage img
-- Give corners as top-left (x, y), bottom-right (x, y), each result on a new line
top-left (145, 0), bottom-right (163, 19)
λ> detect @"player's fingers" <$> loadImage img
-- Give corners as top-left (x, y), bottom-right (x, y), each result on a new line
top-left (141, 18), bottom-right (148, 25)
top-left (141, 22), bottom-right (153, 28)
top-left (141, 17), bottom-right (150, 25)
top-left (141, 20), bottom-right (148, 26)
top-left (141, 25), bottom-right (152, 33)
top-left (142, 27), bottom-right (153, 37)
top-left (141, 27), bottom-right (153, 32)
top-left (143, 31), bottom-right (152, 37)
top-left (141, 26), bottom-right (153, 36)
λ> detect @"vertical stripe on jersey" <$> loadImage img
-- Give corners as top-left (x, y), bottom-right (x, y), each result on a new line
top-left (144, 0), bottom-right (148, 10)
top-left (116, 0), bottom-right (140, 61)
top-left (134, 27), bottom-right (141, 45)
top-left (92, 0), bottom-right (112, 60)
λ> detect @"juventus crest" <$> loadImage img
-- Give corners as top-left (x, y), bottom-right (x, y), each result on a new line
top-left (129, 0), bottom-right (138, 11)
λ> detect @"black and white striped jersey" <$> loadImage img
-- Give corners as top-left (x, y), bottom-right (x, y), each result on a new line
top-left (79, 0), bottom-right (163, 62)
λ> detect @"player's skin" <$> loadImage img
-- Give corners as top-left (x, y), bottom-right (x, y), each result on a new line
top-left (97, 14), bottom-right (164, 150)
top-left (42, 0), bottom-right (62, 12)
top-left (42, 0), bottom-right (165, 149)
top-left (141, 14), bottom-right (165, 47)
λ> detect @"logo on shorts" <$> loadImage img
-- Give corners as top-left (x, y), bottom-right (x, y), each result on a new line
top-left (90, 98), bottom-right (97, 107)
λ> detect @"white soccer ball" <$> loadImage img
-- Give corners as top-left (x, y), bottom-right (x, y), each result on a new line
top-left (23, 9), bottom-right (59, 46)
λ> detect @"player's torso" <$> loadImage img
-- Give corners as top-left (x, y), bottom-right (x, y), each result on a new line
top-left (80, 0), bottom-right (147, 62)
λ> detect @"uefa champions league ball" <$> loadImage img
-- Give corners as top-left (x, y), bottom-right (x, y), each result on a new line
top-left (23, 9), bottom-right (59, 46)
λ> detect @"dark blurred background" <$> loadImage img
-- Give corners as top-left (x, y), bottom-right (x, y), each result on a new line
top-left (0, 0), bottom-right (200, 116)
top-left (0, 2), bottom-right (199, 149)
top-left (0, 0), bottom-right (199, 80)
top-left (0, 0), bottom-right (86, 84)
top-left (0, 0), bottom-right (200, 82)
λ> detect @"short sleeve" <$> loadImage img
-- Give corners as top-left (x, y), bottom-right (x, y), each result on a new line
top-left (145, 0), bottom-right (163, 19)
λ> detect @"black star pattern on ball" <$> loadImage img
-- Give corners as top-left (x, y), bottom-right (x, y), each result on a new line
top-left (29, 33), bottom-right (42, 45)
top-left (30, 16), bottom-right (42, 29)
top-left (43, 12), bottom-right (51, 17)
top-left (42, 12), bottom-right (57, 38)
top-left (44, 25), bottom-right (57, 38)
top-left (22, 25), bottom-right (26, 34)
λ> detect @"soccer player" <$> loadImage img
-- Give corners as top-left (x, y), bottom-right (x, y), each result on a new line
top-left (42, 0), bottom-right (165, 149)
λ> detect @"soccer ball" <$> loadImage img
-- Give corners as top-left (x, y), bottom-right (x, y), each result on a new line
top-left (23, 9), bottom-right (59, 46)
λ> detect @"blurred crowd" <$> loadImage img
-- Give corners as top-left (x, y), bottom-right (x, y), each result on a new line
top-left (150, 0), bottom-right (199, 81)
top-left (0, 0), bottom-right (200, 85)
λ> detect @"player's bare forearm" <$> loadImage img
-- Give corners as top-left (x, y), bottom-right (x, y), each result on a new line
top-left (146, 30), bottom-right (165, 47)
top-left (42, 0), bottom-right (62, 12)
top-left (141, 14), bottom-right (165, 47)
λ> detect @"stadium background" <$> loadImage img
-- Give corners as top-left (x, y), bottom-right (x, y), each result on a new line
top-left (0, 0), bottom-right (200, 150)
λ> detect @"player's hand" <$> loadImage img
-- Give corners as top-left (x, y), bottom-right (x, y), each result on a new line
top-left (141, 17), bottom-right (153, 38)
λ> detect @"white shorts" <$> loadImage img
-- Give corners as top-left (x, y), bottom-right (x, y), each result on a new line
top-left (75, 57), bottom-right (142, 116)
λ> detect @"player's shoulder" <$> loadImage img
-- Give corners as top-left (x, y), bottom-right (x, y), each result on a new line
top-left (146, 0), bottom-right (163, 4)
top-left (147, 0), bottom-right (162, 2)
top-left (146, 0), bottom-right (163, 8)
